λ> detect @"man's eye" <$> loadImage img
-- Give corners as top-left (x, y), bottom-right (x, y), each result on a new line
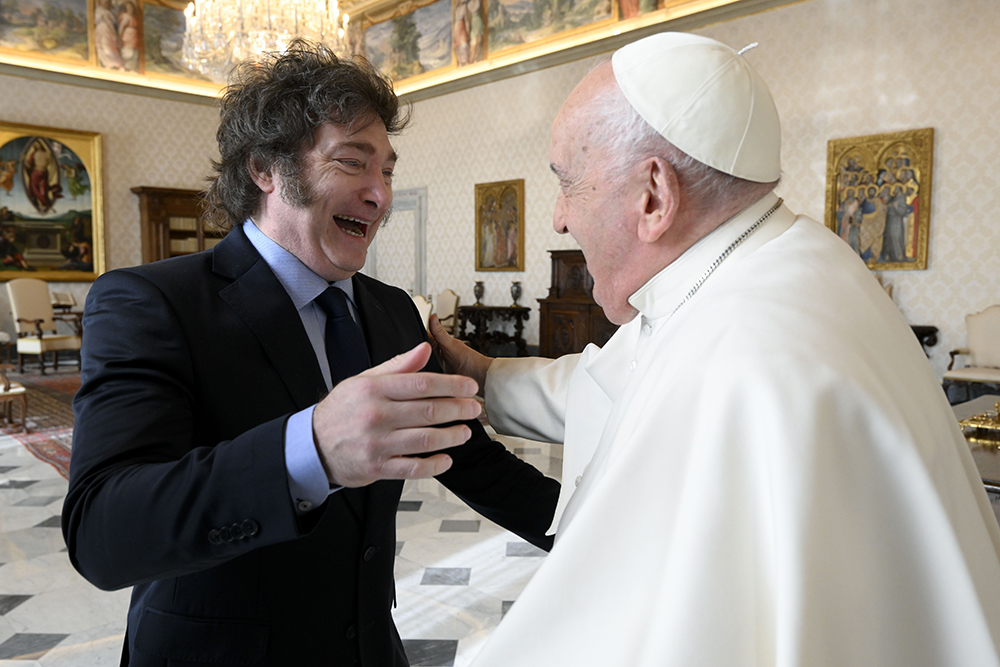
top-left (383, 170), bottom-right (394, 180)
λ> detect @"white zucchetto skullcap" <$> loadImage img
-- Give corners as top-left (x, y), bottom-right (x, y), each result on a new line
top-left (611, 32), bottom-right (781, 183)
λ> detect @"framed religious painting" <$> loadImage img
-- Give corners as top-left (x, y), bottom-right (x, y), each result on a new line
top-left (824, 128), bottom-right (933, 271)
top-left (475, 179), bottom-right (524, 272)
top-left (0, 122), bottom-right (105, 281)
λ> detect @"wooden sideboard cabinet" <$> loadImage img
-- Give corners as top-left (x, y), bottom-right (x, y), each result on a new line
top-left (132, 187), bottom-right (224, 264)
top-left (538, 249), bottom-right (618, 358)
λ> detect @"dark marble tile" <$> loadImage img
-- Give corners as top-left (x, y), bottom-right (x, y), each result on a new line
top-left (513, 447), bottom-right (542, 455)
top-left (398, 500), bottom-right (423, 512)
top-left (420, 567), bottom-right (470, 586)
top-left (0, 480), bottom-right (38, 489)
top-left (35, 515), bottom-right (62, 528)
top-left (395, 541), bottom-right (404, 556)
top-left (0, 633), bottom-right (67, 660)
top-left (502, 600), bottom-right (515, 617)
top-left (402, 639), bottom-right (457, 666)
top-left (439, 519), bottom-right (480, 533)
top-left (506, 542), bottom-right (547, 557)
top-left (15, 496), bottom-right (61, 507)
top-left (0, 594), bottom-right (31, 615)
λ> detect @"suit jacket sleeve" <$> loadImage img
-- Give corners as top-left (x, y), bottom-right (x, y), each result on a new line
top-left (63, 269), bottom-right (303, 591)
top-left (354, 279), bottom-right (560, 551)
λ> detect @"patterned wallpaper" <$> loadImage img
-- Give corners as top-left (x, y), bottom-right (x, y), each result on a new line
top-left (0, 0), bottom-right (996, 379)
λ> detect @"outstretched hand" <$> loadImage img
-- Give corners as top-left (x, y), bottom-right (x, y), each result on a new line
top-left (312, 342), bottom-right (481, 488)
top-left (428, 315), bottom-right (494, 397)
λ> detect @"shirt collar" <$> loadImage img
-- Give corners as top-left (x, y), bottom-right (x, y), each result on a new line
top-left (242, 219), bottom-right (356, 310)
top-left (627, 192), bottom-right (787, 321)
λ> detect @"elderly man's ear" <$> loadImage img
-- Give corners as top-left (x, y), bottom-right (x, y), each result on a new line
top-left (636, 156), bottom-right (679, 244)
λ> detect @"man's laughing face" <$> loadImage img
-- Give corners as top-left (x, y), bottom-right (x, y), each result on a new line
top-left (254, 119), bottom-right (397, 281)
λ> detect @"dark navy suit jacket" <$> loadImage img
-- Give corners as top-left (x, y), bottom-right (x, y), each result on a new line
top-left (62, 226), bottom-right (559, 666)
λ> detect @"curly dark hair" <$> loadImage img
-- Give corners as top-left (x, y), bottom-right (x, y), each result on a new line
top-left (203, 39), bottom-right (410, 230)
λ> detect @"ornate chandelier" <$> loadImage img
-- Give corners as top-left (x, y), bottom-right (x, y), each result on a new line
top-left (182, 0), bottom-right (352, 83)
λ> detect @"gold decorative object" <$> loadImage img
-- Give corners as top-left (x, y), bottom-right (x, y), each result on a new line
top-left (960, 401), bottom-right (1000, 446)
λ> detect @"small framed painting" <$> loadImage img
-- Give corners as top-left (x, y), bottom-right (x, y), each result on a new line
top-left (824, 128), bottom-right (933, 270)
top-left (475, 178), bottom-right (524, 272)
top-left (0, 122), bottom-right (105, 281)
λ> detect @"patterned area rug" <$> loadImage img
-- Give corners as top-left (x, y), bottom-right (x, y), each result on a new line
top-left (1, 371), bottom-right (79, 480)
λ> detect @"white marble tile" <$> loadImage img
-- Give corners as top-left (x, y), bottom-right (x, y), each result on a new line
top-left (468, 557), bottom-right (547, 602)
top-left (38, 622), bottom-right (125, 666)
top-left (0, 554), bottom-right (84, 595)
top-left (0, 527), bottom-right (67, 563)
top-left (393, 584), bottom-right (501, 640)
top-left (4, 581), bottom-right (129, 635)
top-left (0, 506), bottom-right (58, 535)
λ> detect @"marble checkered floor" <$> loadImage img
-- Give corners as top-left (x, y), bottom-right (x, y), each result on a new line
top-left (0, 431), bottom-right (562, 666)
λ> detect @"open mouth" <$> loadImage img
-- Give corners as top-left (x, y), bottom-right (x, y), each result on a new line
top-left (334, 215), bottom-right (372, 238)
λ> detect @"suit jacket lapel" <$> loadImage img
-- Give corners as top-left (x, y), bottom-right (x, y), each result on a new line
top-left (352, 276), bottom-right (403, 368)
top-left (213, 227), bottom-right (328, 409)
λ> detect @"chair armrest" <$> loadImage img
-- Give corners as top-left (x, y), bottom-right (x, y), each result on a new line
top-left (948, 347), bottom-right (971, 370)
top-left (16, 318), bottom-right (45, 339)
top-left (53, 312), bottom-right (83, 336)
top-left (0, 363), bottom-right (12, 392)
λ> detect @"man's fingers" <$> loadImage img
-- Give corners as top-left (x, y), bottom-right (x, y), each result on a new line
top-left (376, 423), bottom-right (473, 458)
top-left (380, 453), bottom-right (454, 479)
top-left (428, 314), bottom-right (446, 341)
top-left (361, 342), bottom-right (432, 378)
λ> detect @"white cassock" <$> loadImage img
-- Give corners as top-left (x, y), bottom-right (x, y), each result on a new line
top-left (472, 193), bottom-right (1000, 667)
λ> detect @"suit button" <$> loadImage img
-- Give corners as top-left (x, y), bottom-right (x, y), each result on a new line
top-left (242, 519), bottom-right (259, 536)
top-left (363, 547), bottom-right (377, 561)
top-left (219, 526), bottom-right (232, 542)
top-left (230, 522), bottom-right (245, 539)
top-left (208, 529), bottom-right (223, 545)
top-left (346, 624), bottom-right (357, 639)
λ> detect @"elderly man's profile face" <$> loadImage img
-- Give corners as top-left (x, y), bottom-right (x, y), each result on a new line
top-left (549, 63), bottom-right (643, 325)
top-left (254, 120), bottom-right (397, 282)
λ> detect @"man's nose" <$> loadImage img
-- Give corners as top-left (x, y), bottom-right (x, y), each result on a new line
top-left (364, 172), bottom-right (391, 210)
top-left (552, 209), bottom-right (568, 235)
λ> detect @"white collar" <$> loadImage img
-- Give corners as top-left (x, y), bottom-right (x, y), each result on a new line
top-left (628, 192), bottom-right (792, 321)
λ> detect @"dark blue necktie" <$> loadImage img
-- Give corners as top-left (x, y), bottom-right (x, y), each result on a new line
top-left (314, 286), bottom-right (370, 387)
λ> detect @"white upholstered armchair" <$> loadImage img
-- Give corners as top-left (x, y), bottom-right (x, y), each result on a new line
top-left (943, 305), bottom-right (1000, 402)
top-left (6, 278), bottom-right (82, 374)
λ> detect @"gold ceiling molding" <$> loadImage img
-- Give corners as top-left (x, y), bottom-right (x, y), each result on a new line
top-left (0, 0), bottom-right (800, 103)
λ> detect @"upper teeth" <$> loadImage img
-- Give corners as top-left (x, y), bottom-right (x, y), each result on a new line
top-left (337, 215), bottom-right (371, 226)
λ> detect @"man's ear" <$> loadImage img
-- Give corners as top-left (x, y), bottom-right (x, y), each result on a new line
top-left (248, 158), bottom-right (276, 194)
top-left (636, 156), bottom-right (679, 244)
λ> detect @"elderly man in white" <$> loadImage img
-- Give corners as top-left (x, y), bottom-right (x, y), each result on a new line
top-left (431, 32), bottom-right (1000, 667)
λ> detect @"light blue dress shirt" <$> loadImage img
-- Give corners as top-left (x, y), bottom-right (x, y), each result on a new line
top-left (243, 220), bottom-right (357, 513)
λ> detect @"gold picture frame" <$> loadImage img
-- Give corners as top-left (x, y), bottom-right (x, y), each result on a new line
top-left (0, 121), bottom-right (105, 281)
top-left (824, 127), bottom-right (933, 271)
top-left (475, 179), bottom-right (524, 272)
